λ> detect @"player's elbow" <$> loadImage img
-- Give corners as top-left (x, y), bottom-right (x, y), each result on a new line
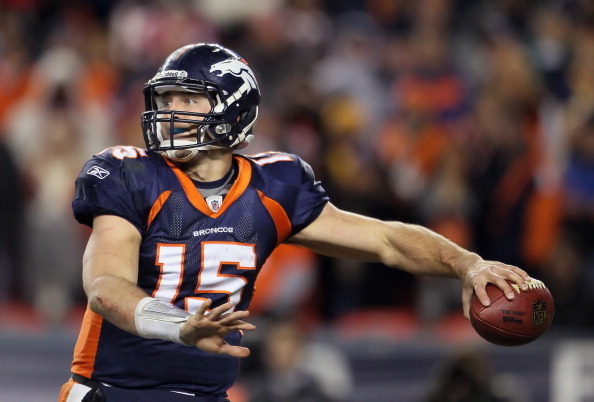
top-left (84, 276), bottom-right (108, 312)
top-left (85, 275), bottom-right (131, 315)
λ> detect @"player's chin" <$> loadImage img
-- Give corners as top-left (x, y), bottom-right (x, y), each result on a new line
top-left (167, 148), bottom-right (202, 164)
top-left (173, 149), bottom-right (196, 160)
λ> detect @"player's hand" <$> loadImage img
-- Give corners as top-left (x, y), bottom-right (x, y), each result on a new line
top-left (460, 258), bottom-right (531, 319)
top-left (180, 299), bottom-right (255, 358)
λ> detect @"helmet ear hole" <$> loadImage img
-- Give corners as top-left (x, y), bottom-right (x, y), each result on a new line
top-left (239, 106), bottom-right (258, 131)
top-left (238, 111), bottom-right (247, 126)
top-left (233, 106), bottom-right (258, 148)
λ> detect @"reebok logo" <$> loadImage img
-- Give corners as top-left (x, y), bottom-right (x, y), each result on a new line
top-left (87, 166), bottom-right (110, 179)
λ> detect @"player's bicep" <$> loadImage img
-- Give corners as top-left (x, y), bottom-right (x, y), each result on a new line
top-left (288, 203), bottom-right (387, 262)
top-left (82, 214), bottom-right (142, 289)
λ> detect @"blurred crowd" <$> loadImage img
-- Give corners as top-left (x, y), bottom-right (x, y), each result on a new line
top-left (1, 0), bottom-right (594, 338)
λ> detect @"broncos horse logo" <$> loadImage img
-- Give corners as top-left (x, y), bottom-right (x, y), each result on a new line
top-left (210, 58), bottom-right (257, 90)
top-left (209, 59), bottom-right (258, 108)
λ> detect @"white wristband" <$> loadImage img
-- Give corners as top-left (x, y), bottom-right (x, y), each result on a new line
top-left (134, 297), bottom-right (192, 345)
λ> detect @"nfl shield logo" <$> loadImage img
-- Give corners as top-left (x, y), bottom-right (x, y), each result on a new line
top-left (205, 195), bottom-right (223, 212)
top-left (532, 300), bottom-right (547, 326)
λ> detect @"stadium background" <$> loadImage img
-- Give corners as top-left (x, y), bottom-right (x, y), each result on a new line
top-left (0, 0), bottom-right (593, 400)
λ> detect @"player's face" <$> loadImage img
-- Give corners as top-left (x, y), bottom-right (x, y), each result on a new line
top-left (155, 91), bottom-right (212, 141)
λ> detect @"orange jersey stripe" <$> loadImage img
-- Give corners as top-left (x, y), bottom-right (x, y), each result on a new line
top-left (163, 156), bottom-right (252, 218)
top-left (147, 190), bottom-right (172, 229)
top-left (71, 306), bottom-right (103, 378)
top-left (58, 379), bottom-right (76, 402)
top-left (258, 190), bottom-right (292, 244)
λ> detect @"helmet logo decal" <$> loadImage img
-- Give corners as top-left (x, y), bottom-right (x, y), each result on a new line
top-left (210, 59), bottom-right (257, 107)
top-left (210, 59), bottom-right (257, 89)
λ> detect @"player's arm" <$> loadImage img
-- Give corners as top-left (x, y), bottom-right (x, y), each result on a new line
top-left (289, 203), bottom-right (531, 317)
top-left (83, 214), bottom-right (146, 333)
top-left (84, 215), bottom-right (255, 357)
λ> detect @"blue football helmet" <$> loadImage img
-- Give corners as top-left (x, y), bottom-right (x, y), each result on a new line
top-left (141, 43), bottom-right (261, 160)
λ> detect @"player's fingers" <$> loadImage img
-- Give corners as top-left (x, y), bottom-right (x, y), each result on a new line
top-left (196, 337), bottom-right (250, 358)
top-left (507, 265), bottom-right (531, 281)
top-left (486, 260), bottom-right (527, 276)
top-left (461, 286), bottom-right (473, 319)
top-left (489, 274), bottom-right (519, 301)
top-left (205, 302), bottom-right (234, 320)
top-left (219, 310), bottom-right (250, 324)
top-left (220, 344), bottom-right (251, 358)
top-left (472, 283), bottom-right (492, 308)
top-left (495, 264), bottom-right (531, 290)
top-left (194, 298), bottom-right (212, 317)
top-left (226, 321), bottom-right (256, 332)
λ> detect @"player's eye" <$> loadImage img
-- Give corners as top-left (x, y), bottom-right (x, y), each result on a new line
top-left (155, 96), bottom-right (171, 108)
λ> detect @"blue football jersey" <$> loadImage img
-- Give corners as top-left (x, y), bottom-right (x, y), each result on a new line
top-left (69, 146), bottom-right (329, 396)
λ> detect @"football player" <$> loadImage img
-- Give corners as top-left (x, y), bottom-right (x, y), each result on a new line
top-left (60, 43), bottom-right (531, 401)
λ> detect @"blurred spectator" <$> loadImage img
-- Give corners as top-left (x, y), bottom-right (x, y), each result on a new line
top-left (541, 233), bottom-right (594, 328)
top-left (249, 245), bottom-right (319, 321)
top-left (0, 137), bottom-right (25, 303)
top-left (313, 11), bottom-right (388, 135)
top-left (3, 44), bottom-right (114, 325)
top-left (424, 349), bottom-right (528, 402)
top-left (465, 32), bottom-right (543, 270)
top-left (243, 319), bottom-right (353, 402)
top-left (417, 145), bottom-right (476, 324)
top-left (316, 93), bottom-right (414, 319)
top-left (542, 114), bottom-right (594, 328)
top-left (563, 115), bottom-right (594, 240)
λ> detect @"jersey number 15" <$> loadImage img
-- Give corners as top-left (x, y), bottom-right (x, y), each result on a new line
top-left (153, 242), bottom-right (256, 313)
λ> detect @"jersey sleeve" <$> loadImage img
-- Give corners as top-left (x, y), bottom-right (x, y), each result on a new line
top-left (72, 150), bottom-right (150, 232)
top-left (251, 153), bottom-right (330, 236)
top-left (290, 157), bottom-right (329, 234)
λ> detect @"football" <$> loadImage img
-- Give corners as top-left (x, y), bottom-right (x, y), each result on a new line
top-left (469, 279), bottom-right (554, 346)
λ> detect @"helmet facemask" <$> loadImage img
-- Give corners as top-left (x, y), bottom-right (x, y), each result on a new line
top-left (141, 81), bottom-right (258, 162)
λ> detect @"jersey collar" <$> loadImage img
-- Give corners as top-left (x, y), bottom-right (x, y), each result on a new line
top-left (164, 155), bottom-right (252, 218)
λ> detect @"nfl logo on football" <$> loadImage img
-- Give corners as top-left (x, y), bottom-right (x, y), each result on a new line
top-left (532, 300), bottom-right (547, 326)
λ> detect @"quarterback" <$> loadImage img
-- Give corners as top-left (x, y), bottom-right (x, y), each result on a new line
top-left (59, 43), bottom-right (530, 401)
